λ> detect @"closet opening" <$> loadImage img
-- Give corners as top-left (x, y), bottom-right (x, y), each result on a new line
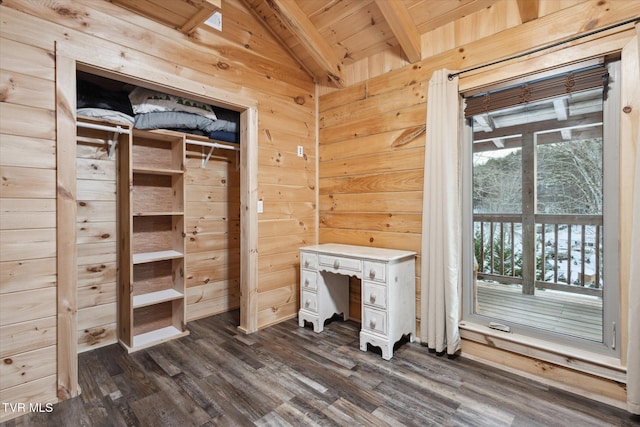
top-left (56, 53), bottom-right (258, 389)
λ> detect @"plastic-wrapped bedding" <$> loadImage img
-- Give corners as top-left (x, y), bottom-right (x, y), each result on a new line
top-left (134, 111), bottom-right (237, 133)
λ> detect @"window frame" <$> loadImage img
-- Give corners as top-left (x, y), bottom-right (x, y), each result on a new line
top-left (461, 60), bottom-right (621, 358)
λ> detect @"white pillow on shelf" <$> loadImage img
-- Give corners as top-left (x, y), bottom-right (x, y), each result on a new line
top-left (128, 87), bottom-right (218, 121)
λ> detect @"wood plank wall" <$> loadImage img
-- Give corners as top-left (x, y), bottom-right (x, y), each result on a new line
top-left (318, 84), bottom-right (426, 321)
top-left (318, 0), bottom-right (640, 406)
top-left (0, 0), bottom-right (315, 420)
top-left (75, 126), bottom-right (121, 352)
top-left (185, 145), bottom-right (241, 321)
top-left (0, 27), bottom-right (59, 414)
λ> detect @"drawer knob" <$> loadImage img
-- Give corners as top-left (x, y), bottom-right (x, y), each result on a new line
top-left (304, 260), bottom-right (309, 267)
top-left (369, 294), bottom-right (376, 304)
top-left (370, 319), bottom-right (376, 329)
top-left (333, 259), bottom-right (340, 269)
top-left (305, 300), bottom-right (310, 308)
top-left (369, 269), bottom-right (376, 279)
top-left (304, 279), bottom-right (309, 287)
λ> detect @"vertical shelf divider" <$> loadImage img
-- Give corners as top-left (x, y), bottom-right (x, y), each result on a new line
top-left (119, 129), bottom-right (189, 353)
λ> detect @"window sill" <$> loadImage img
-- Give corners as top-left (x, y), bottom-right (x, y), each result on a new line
top-left (459, 321), bottom-right (626, 383)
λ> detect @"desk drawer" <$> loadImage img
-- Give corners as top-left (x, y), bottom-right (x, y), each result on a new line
top-left (301, 290), bottom-right (317, 313)
top-left (362, 306), bottom-right (387, 335)
top-left (300, 270), bottom-right (317, 291)
top-left (301, 251), bottom-right (317, 270)
top-left (364, 261), bottom-right (386, 283)
top-left (318, 254), bottom-right (361, 275)
top-left (362, 281), bottom-right (387, 310)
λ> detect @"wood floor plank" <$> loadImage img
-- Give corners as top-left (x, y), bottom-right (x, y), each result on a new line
top-left (2, 310), bottom-right (633, 426)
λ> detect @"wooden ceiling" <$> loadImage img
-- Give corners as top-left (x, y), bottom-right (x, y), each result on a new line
top-left (110, 0), bottom-right (544, 88)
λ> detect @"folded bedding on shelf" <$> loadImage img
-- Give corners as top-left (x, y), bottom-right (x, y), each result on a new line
top-left (77, 108), bottom-right (135, 125)
top-left (134, 111), bottom-right (237, 134)
top-left (129, 87), bottom-right (218, 121)
top-left (209, 130), bottom-right (239, 143)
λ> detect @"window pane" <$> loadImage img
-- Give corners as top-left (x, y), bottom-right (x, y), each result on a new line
top-left (470, 88), bottom-right (604, 343)
top-left (473, 145), bottom-right (522, 214)
top-left (537, 138), bottom-right (603, 214)
top-left (536, 88), bottom-right (603, 215)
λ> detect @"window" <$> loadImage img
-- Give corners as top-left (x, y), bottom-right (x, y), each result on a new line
top-left (462, 60), bottom-right (620, 356)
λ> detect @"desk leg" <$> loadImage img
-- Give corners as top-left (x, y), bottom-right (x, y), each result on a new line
top-left (298, 312), bottom-right (323, 332)
top-left (359, 331), bottom-right (392, 360)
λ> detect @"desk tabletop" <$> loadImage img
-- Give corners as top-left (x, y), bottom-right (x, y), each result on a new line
top-left (300, 243), bottom-right (416, 262)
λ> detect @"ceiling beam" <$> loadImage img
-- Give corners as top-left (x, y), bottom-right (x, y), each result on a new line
top-left (264, 0), bottom-right (346, 87)
top-left (516, 0), bottom-right (539, 24)
top-left (552, 98), bottom-right (572, 140)
top-left (374, 0), bottom-right (422, 63)
top-left (239, 0), bottom-right (317, 82)
top-left (474, 113), bottom-right (496, 132)
top-left (473, 111), bottom-right (602, 143)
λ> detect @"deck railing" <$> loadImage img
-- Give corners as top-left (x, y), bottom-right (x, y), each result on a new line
top-left (474, 213), bottom-right (603, 297)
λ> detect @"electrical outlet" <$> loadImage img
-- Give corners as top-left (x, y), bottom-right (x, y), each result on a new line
top-left (297, 146), bottom-right (304, 157)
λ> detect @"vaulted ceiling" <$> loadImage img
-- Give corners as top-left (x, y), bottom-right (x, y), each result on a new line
top-left (111, 0), bottom-right (546, 88)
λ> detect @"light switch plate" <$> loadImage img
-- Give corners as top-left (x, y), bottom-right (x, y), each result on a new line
top-left (257, 200), bottom-right (263, 213)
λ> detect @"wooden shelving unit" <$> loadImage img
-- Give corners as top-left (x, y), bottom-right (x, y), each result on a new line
top-left (119, 129), bottom-right (189, 352)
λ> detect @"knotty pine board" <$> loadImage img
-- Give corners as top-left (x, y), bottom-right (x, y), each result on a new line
top-left (319, 191), bottom-right (423, 213)
top-left (0, 69), bottom-right (55, 110)
top-left (0, 287), bottom-right (57, 326)
top-left (319, 126), bottom-right (425, 161)
top-left (0, 134), bottom-right (56, 169)
top-left (257, 250), bottom-right (299, 275)
top-left (319, 169), bottom-right (424, 194)
top-left (0, 200), bottom-right (56, 230)
top-left (0, 258), bottom-right (57, 294)
top-left (319, 147), bottom-right (424, 178)
top-left (76, 128), bottom-right (120, 353)
top-left (257, 267), bottom-right (297, 294)
top-left (184, 146), bottom-right (241, 321)
top-left (0, 345), bottom-right (56, 390)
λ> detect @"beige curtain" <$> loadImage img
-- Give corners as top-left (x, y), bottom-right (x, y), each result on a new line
top-left (420, 69), bottom-right (461, 356)
top-left (626, 26), bottom-right (640, 416)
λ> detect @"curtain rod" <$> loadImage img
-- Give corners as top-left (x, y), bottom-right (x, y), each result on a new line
top-left (448, 17), bottom-right (639, 80)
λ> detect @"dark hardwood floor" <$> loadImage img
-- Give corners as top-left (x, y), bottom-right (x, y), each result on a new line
top-left (3, 310), bottom-right (637, 426)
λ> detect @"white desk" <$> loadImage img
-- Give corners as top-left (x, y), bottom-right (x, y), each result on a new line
top-left (298, 243), bottom-right (416, 360)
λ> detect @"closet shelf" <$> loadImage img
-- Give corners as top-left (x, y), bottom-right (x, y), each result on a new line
top-left (133, 211), bottom-right (184, 217)
top-left (133, 167), bottom-right (184, 175)
top-left (186, 138), bottom-right (239, 152)
top-left (130, 326), bottom-right (189, 352)
top-left (133, 250), bottom-right (184, 264)
top-left (133, 289), bottom-right (184, 308)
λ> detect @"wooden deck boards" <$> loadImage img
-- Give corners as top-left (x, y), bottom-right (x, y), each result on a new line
top-left (2, 310), bottom-right (633, 426)
top-left (476, 282), bottom-right (603, 341)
